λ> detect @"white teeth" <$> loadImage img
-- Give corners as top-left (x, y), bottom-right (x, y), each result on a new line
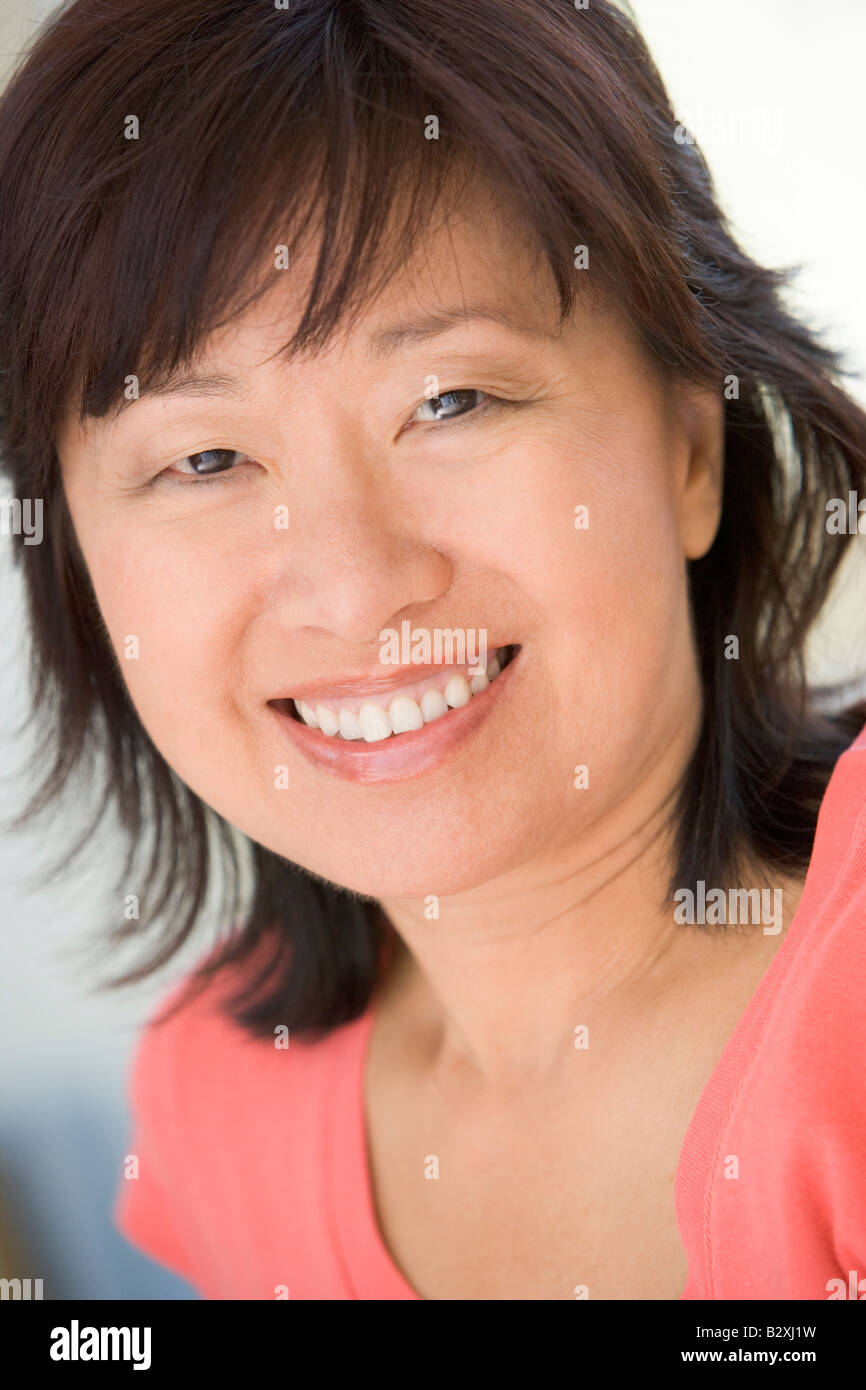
top-left (316, 703), bottom-right (340, 737)
top-left (389, 694), bottom-right (424, 733)
top-left (338, 708), bottom-right (363, 740)
top-left (291, 645), bottom-right (516, 740)
top-left (420, 688), bottom-right (448, 722)
top-left (359, 701), bottom-right (392, 742)
top-left (297, 699), bottom-right (319, 727)
top-left (444, 673), bottom-right (472, 708)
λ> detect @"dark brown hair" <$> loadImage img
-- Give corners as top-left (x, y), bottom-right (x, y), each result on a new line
top-left (1, 0), bottom-right (864, 1039)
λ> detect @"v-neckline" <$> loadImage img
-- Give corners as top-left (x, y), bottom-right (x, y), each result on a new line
top-left (325, 831), bottom-right (829, 1301)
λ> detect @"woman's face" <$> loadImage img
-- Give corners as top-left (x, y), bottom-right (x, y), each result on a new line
top-left (57, 190), bottom-right (723, 899)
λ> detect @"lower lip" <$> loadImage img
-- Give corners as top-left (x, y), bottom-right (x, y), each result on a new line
top-left (268, 650), bottom-right (521, 785)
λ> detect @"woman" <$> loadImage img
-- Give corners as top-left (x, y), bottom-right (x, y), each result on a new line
top-left (1, 0), bottom-right (864, 1300)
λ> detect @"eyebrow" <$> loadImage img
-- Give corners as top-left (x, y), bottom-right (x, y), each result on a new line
top-left (368, 302), bottom-right (561, 357)
top-left (106, 302), bottom-right (559, 421)
top-left (104, 372), bottom-right (246, 423)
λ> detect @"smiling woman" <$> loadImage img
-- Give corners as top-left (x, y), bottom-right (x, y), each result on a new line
top-left (1, 0), bottom-right (866, 1305)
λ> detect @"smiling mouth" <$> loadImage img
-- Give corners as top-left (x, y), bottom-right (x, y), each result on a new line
top-left (271, 643), bottom-right (520, 743)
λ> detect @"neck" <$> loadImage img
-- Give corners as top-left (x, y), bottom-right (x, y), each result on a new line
top-left (376, 726), bottom-right (717, 1089)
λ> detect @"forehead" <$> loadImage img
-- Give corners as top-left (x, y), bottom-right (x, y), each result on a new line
top-left (58, 186), bottom-right (568, 450)
top-left (203, 188), bottom-right (564, 369)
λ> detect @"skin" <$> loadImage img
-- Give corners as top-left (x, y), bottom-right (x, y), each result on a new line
top-left (58, 185), bottom-right (805, 1298)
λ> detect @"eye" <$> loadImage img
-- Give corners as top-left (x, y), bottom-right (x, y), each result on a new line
top-left (169, 447), bottom-right (247, 480)
top-left (412, 388), bottom-right (500, 425)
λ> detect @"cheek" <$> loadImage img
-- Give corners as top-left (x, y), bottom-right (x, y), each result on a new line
top-left (494, 416), bottom-right (685, 634)
top-left (81, 522), bottom-right (253, 763)
top-left (482, 419), bottom-right (692, 760)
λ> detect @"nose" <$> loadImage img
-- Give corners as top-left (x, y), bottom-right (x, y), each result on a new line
top-left (264, 455), bottom-right (453, 645)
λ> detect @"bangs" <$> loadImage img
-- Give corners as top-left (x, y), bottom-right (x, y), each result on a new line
top-left (75, 114), bottom-right (492, 425)
top-left (0, 0), bottom-right (698, 488)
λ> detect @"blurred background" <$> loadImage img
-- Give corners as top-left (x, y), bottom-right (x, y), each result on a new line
top-left (1, 0), bottom-right (865, 1299)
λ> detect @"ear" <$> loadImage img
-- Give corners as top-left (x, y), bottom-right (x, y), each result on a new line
top-left (671, 382), bottom-right (725, 561)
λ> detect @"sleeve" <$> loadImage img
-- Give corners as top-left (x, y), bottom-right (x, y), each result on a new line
top-left (112, 989), bottom-right (201, 1289)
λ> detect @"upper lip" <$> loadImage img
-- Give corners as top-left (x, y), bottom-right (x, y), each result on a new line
top-left (268, 643), bottom-right (516, 705)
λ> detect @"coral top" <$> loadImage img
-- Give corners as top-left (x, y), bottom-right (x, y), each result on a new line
top-left (114, 721), bottom-right (866, 1300)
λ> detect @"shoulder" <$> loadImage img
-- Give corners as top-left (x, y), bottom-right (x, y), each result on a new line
top-left (794, 722), bottom-right (866, 1020)
top-left (114, 936), bottom-right (361, 1288)
top-left (680, 727), bottom-right (866, 1295)
top-left (733, 723), bottom-right (866, 1189)
top-left (125, 934), bottom-right (346, 1121)
top-left (776, 725), bottom-right (866, 1072)
top-left (125, 948), bottom-right (256, 1104)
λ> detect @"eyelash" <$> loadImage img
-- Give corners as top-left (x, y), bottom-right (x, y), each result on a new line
top-left (156, 389), bottom-right (519, 487)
